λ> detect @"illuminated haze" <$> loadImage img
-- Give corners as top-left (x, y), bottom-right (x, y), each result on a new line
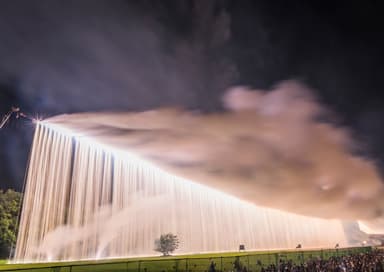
top-left (15, 119), bottom-right (351, 262)
top-left (1, 1), bottom-right (383, 238)
top-left (46, 80), bottom-right (384, 222)
top-left (0, 1), bottom-right (234, 188)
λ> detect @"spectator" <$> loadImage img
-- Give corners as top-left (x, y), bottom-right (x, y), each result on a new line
top-left (261, 249), bottom-right (384, 272)
top-left (209, 260), bottom-right (216, 272)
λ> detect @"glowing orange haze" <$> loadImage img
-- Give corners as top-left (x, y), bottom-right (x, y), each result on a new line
top-left (46, 80), bottom-right (384, 221)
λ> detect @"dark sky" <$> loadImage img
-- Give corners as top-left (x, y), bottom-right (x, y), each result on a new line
top-left (0, 0), bottom-right (383, 190)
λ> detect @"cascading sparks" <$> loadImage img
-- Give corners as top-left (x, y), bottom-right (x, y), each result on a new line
top-left (14, 122), bottom-right (348, 263)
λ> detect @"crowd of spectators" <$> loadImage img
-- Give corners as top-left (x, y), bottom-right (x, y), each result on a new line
top-left (260, 249), bottom-right (384, 272)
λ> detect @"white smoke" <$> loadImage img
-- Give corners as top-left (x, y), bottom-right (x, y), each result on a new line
top-left (36, 195), bottom-right (169, 260)
top-left (45, 80), bottom-right (384, 222)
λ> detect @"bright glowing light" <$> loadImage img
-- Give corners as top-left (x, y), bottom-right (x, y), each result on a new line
top-left (15, 122), bottom-right (349, 263)
top-left (41, 122), bottom-right (261, 205)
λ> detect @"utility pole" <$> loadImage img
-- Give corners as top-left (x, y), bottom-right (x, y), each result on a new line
top-left (0, 107), bottom-right (33, 129)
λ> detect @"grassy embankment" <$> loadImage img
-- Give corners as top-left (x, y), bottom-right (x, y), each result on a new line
top-left (0, 247), bottom-right (371, 272)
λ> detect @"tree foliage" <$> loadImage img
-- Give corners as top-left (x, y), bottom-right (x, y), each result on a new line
top-left (0, 189), bottom-right (22, 258)
top-left (154, 233), bottom-right (179, 256)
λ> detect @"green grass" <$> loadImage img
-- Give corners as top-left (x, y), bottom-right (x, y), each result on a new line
top-left (0, 246), bottom-right (372, 272)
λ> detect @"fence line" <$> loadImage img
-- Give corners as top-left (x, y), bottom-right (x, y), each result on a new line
top-left (2, 246), bottom-right (372, 272)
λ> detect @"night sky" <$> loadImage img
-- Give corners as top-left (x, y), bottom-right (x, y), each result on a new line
top-left (0, 0), bottom-right (383, 191)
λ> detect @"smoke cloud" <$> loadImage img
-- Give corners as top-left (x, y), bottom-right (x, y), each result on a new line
top-left (0, 0), bottom-right (234, 188)
top-left (35, 196), bottom-right (169, 260)
top-left (45, 80), bottom-right (384, 221)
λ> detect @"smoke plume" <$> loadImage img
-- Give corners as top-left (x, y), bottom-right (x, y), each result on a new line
top-left (45, 80), bottom-right (384, 221)
top-left (36, 196), bottom-right (169, 260)
top-left (0, 0), bottom-right (234, 188)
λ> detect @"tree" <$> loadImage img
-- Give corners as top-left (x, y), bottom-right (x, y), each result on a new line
top-left (154, 233), bottom-right (179, 256)
top-left (0, 189), bottom-right (22, 258)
